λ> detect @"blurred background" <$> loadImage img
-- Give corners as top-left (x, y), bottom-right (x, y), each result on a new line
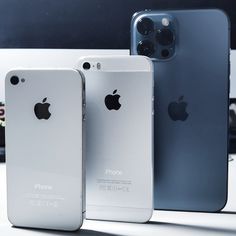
top-left (0, 0), bottom-right (236, 161)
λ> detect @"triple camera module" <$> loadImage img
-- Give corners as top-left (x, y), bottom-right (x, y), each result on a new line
top-left (136, 17), bottom-right (175, 59)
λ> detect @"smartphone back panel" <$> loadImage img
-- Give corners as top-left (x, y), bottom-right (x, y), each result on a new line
top-left (131, 9), bottom-right (230, 212)
top-left (5, 69), bottom-right (85, 230)
top-left (77, 56), bottom-right (153, 222)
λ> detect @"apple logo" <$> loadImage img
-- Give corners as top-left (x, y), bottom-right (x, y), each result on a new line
top-left (168, 96), bottom-right (189, 121)
top-left (34, 97), bottom-right (51, 120)
top-left (104, 90), bottom-right (121, 111)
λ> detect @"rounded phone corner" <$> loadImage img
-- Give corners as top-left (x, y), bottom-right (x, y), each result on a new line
top-left (58, 216), bottom-right (84, 232)
top-left (69, 221), bottom-right (84, 232)
top-left (5, 70), bottom-right (16, 82)
top-left (131, 11), bottom-right (146, 31)
top-left (141, 56), bottom-right (154, 72)
top-left (135, 208), bottom-right (153, 224)
top-left (131, 11), bottom-right (142, 21)
top-left (214, 152), bottom-right (229, 212)
top-left (131, 10), bottom-right (149, 23)
top-left (131, 55), bottom-right (153, 72)
top-left (68, 212), bottom-right (84, 231)
top-left (142, 208), bottom-right (154, 223)
top-left (7, 210), bottom-right (18, 228)
top-left (204, 188), bottom-right (228, 213)
top-left (75, 57), bottom-right (85, 70)
top-left (211, 9), bottom-right (231, 28)
top-left (67, 69), bottom-right (84, 88)
top-left (215, 192), bottom-right (228, 213)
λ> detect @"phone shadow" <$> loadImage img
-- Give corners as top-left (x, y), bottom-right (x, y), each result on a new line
top-left (221, 211), bottom-right (236, 215)
top-left (12, 227), bottom-right (120, 236)
top-left (11, 218), bottom-right (236, 236)
top-left (148, 221), bottom-right (236, 235)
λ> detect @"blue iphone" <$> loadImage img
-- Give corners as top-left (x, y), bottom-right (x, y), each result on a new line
top-left (131, 9), bottom-right (230, 212)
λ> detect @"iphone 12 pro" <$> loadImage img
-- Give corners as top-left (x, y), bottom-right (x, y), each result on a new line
top-left (131, 9), bottom-right (230, 212)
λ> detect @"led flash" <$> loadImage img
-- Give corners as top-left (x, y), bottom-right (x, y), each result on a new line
top-left (162, 18), bottom-right (170, 27)
top-left (97, 63), bottom-right (101, 70)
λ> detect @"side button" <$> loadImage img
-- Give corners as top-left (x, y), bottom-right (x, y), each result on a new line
top-left (152, 96), bottom-right (154, 115)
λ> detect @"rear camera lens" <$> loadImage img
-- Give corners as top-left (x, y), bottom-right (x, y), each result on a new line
top-left (137, 17), bottom-right (154, 35)
top-left (10, 76), bottom-right (19, 85)
top-left (83, 62), bottom-right (91, 70)
top-left (161, 49), bottom-right (170, 58)
top-left (137, 40), bottom-right (155, 57)
top-left (156, 29), bottom-right (174, 46)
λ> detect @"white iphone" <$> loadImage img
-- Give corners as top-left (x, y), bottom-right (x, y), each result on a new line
top-left (0, 49), bottom-right (128, 160)
top-left (76, 55), bottom-right (154, 223)
top-left (5, 69), bottom-right (85, 231)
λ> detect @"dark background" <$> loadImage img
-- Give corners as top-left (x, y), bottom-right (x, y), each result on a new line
top-left (0, 0), bottom-right (235, 155)
top-left (0, 0), bottom-right (235, 49)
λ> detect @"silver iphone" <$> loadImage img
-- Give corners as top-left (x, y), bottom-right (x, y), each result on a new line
top-left (76, 55), bottom-right (154, 223)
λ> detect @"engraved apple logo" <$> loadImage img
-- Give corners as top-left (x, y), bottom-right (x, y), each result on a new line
top-left (34, 97), bottom-right (51, 120)
top-left (104, 90), bottom-right (121, 111)
top-left (168, 96), bottom-right (189, 121)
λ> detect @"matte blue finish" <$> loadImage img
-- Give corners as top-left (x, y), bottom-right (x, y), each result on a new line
top-left (131, 9), bottom-right (230, 212)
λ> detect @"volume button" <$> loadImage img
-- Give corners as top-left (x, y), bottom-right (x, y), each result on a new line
top-left (152, 96), bottom-right (154, 116)
top-left (83, 113), bottom-right (86, 121)
top-left (82, 101), bottom-right (86, 121)
top-left (82, 106), bottom-right (86, 121)
top-left (229, 59), bottom-right (231, 95)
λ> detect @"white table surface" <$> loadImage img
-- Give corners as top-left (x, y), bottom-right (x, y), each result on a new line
top-left (1, 163), bottom-right (236, 236)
